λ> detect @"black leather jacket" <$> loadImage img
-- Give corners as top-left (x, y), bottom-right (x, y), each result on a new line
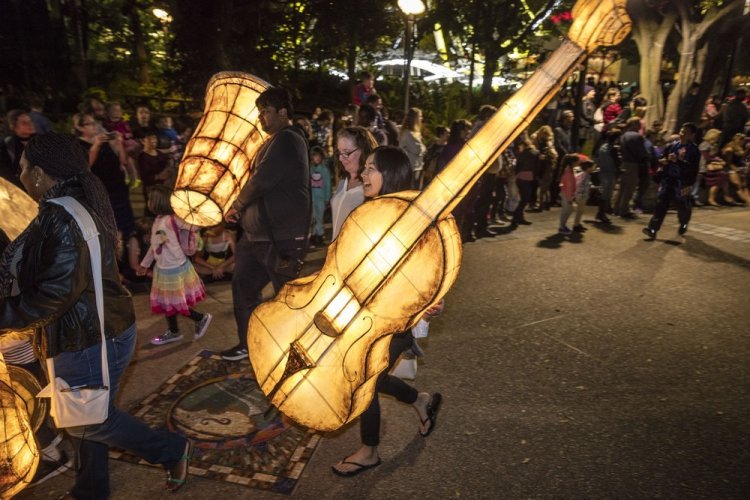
top-left (0, 183), bottom-right (135, 357)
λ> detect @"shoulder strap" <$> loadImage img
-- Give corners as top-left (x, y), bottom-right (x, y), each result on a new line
top-left (47, 196), bottom-right (109, 390)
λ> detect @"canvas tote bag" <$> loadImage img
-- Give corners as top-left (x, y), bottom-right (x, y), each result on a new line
top-left (37, 197), bottom-right (110, 428)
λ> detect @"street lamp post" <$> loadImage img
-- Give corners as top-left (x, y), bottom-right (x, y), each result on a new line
top-left (398, 0), bottom-right (425, 116)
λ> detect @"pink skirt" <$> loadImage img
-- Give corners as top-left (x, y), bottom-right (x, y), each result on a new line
top-left (150, 260), bottom-right (205, 316)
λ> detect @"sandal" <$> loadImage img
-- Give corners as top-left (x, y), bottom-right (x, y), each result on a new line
top-left (419, 392), bottom-right (442, 437)
top-left (331, 457), bottom-right (382, 477)
top-left (166, 440), bottom-right (193, 492)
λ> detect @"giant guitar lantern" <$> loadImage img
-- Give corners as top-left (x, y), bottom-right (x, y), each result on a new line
top-left (0, 180), bottom-right (40, 497)
top-left (248, 0), bottom-right (632, 431)
top-left (171, 72), bottom-right (270, 227)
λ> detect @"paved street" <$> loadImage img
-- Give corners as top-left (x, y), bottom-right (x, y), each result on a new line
top-left (26, 205), bottom-right (750, 500)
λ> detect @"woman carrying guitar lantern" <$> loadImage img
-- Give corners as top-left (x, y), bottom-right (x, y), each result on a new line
top-left (331, 146), bottom-right (443, 478)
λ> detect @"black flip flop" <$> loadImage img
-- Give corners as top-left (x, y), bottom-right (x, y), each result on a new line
top-left (419, 392), bottom-right (442, 437)
top-left (331, 458), bottom-right (382, 477)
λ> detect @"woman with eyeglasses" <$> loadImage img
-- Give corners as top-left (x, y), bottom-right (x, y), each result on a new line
top-left (329, 126), bottom-right (378, 240)
top-left (73, 112), bottom-right (135, 241)
top-left (331, 145), bottom-right (443, 478)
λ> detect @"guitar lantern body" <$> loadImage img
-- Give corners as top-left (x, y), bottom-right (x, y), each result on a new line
top-left (248, 192), bottom-right (462, 431)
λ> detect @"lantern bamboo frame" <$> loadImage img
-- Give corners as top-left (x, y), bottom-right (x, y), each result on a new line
top-left (171, 71), bottom-right (271, 227)
top-left (0, 353), bottom-right (39, 498)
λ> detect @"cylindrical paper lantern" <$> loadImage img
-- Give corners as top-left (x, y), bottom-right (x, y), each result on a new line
top-left (0, 352), bottom-right (39, 498)
top-left (171, 71), bottom-right (271, 227)
top-left (0, 178), bottom-right (37, 240)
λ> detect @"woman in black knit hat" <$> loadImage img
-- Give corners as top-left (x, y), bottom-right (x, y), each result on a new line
top-left (0, 133), bottom-right (192, 498)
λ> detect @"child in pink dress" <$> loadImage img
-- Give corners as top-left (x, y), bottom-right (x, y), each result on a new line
top-left (137, 185), bottom-right (212, 344)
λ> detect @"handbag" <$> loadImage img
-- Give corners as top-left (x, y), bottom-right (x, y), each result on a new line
top-left (37, 197), bottom-right (110, 428)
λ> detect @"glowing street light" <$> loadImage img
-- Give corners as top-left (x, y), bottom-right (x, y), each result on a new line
top-left (152, 7), bottom-right (172, 22)
top-left (398, 0), bottom-right (425, 16)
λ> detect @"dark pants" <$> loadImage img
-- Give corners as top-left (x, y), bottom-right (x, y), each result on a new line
top-left (232, 238), bottom-right (291, 349)
top-left (633, 163), bottom-right (651, 210)
top-left (513, 179), bottom-right (534, 223)
top-left (167, 308), bottom-right (204, 332)
top-left (360, 331), bottom-right (419, 447)
top-left (54, 324), bottom-right (186, 499)
top-left (491, 177), bottom-right (508, 219)
top-left (473, 173), bottom-right (497, 233)
top-left (453, 181), bottom-right (482, 241)
top-left (615, 161), bottom-right (639, 216)
top-left (647, 185), bottom-right (692, 233)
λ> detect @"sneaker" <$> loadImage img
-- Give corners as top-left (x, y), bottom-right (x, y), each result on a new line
top-left (30, 437), bottom-right (74, 487)
top-left (642, 227), bottom-right (656, 240)
top-left (572, 224), bottom-right (587, 232)
top-left (195, 313), bottom-right (213, 340)
top-left (221, 345), bottom-right (248, 361)
top-left (678, 224), bottom-right (688, 236)
top-left (151, 330), bottom-right (183, 345)
top-left (558, 225), bottom-right (572, 235)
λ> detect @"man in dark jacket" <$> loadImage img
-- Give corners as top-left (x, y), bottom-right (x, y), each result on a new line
top-left (221, 87), bottom-right (310, 361)
top-left (615, 117), bottom-right (649, 219)
top-left (643, 122), bottom-right (700, 240)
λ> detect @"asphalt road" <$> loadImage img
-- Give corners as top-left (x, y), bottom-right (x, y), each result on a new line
top-left (26, 205), bottom-right (750, 500)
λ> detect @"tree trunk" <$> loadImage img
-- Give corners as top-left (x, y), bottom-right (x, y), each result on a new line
top-left (631, 12), bottom-right (675, 130)
top-left (216, 0), bottom-right (234, 69)
top-left (664, 0), bottom-right (743, 132)
top-left (125, 0), bottom-right (149, 85)
top-left (481, 45), bottom-right (499, 99)
top-left (67, 0), bottom-right (89, 91)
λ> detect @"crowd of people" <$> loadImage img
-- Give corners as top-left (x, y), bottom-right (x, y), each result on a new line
top-left (1, 73), bottom-right (749, 496)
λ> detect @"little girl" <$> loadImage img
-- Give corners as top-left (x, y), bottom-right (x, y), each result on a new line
top-left (558, 153), bottom-right (581, 235)
top-left (193, 223), bottom-right (236, 280)
top-left (137, 185), bottom-right (212, 344)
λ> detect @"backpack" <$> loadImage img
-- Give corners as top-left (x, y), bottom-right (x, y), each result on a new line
top-left (169, 215), bottom-right (197, 256)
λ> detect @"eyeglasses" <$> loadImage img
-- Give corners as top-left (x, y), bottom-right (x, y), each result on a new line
top-left (338, 148), bottom-right (360, 159)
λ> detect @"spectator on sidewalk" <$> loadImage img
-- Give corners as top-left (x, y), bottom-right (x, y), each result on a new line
top-left (0, 109), bottom-right (36, 189)
top-left (615, 117), bottom-right (649, 219)
top-left (352, 71), bottom-right (376, 106)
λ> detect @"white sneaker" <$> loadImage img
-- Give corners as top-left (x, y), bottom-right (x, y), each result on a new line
top-left (151, 330), bottom-right (183, 345)
top-left (195, 313), bottom-right (213, 340)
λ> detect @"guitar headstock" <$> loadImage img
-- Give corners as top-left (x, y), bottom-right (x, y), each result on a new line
top-left (568, 0), bottom-right (631, 53)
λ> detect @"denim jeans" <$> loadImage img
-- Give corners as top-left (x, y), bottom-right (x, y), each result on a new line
top-left (53, 324), bottom-right (186, 499)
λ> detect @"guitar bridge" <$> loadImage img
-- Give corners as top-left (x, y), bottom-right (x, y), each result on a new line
top-left (265, 340), bottom-right (315, 406)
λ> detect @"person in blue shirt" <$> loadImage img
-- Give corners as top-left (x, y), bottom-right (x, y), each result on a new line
top-left (643, 122), bottom-right (700, 240)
